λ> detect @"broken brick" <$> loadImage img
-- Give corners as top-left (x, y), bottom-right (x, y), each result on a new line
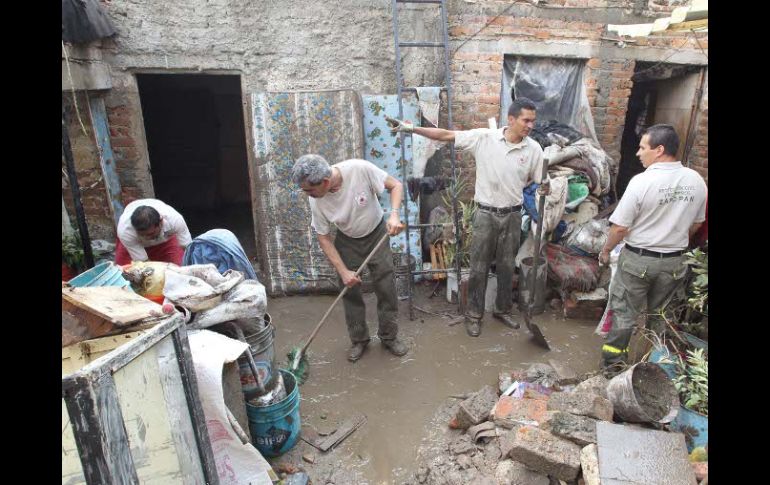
top-left (491, 396), bottom-right (548, 428)
top-left (542, 411), bottom-right (598, 446)
top-left (454, 385), bottom-right (498, 429)
top-left (504, 425), bottom-right (582, 481)
top-left (547, 391), bottom-right (614, 421)
top-left (573, 375), bottom-right (610, 400)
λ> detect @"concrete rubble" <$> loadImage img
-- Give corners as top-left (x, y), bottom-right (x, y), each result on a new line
top-left (408, 362), bottom-right (705, 485)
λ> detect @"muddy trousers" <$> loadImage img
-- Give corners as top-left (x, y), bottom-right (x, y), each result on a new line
top-left (334, 221), bottom-right (399, 344)
top-left (466, 209), bottom-right (522, 320)
top-left (602, 248), bottom-right (688, 366)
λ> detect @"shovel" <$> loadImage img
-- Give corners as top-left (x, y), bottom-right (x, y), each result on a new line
top-left (522, 158), bottom-right (551, 350)
top-left (288, 231), bottom-right (391, 382)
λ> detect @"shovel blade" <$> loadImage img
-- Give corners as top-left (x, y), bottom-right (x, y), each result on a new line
top-left (522, 312), bottom-right (551, 350)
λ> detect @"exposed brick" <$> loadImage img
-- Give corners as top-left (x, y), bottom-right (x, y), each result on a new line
top-left (109, 136), bottom-right (136, 148)
top-left (542, 411), bottom-right (598, 446)
top-left (491, 397), bottom-right (549, 429)
top-left (454, 385), bottom-right (498, 429)
top-left (505, 426), bottom-right (582, 481)
top-left (547, 391), bottom-right (614, 421)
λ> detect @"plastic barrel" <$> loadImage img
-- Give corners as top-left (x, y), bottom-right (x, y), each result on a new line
top-left (670, 405), bottom-right (708, 452)
top-left (238, 314), bottom-right (276, 396)
top-left (68, 262), bottom-right (132, 290)
top-left (606, 362), bottom-right (680, 424)
top-left (246, 369), bottom-right (301, 457)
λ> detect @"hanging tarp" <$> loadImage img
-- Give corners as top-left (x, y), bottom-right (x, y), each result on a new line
top-left (500, 56), bottom-right (597, 143)
top-left (250, 90), bottom-right (365, 295)
top-left (361, 94), bottom-right (422, 268)
top-left (62, 0), bottom-right (116, 44)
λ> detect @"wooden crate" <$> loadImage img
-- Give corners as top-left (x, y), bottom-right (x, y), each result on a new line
top-left (62, 315), bottom-right (217, 484)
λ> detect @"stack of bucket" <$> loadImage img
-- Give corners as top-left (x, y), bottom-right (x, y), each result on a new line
top-left (239, 313), bottom-right (301, 457)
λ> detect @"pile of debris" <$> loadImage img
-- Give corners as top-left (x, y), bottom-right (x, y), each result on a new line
top-left (409, 361), bottom-right (706, 485)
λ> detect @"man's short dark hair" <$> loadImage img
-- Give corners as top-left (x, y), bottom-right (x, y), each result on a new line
top-left (643, 124), bottom-right (680, 157)
top-left (130, 206), bottom-right (161, 231)
top-left (508, 97), bottom-right (537, 118)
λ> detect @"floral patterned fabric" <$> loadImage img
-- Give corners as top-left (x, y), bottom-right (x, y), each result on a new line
top-left (362, 95), bottom-right (422, 269)
top-left (251, 90), bottom-right (364, 295)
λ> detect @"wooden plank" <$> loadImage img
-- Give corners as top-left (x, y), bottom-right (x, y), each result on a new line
top-left (62, 286), bottom-right (163, 325)
top-left (89, 96), bottom-right (125, 225)
top-left (667, 18), bottom-right (708, 31)
top-left (172, 325), bottom-right (220, 484)
top-left (64, 373), bottom-right (139, 484)
top-left (314, 413), bottom-right (367, 452)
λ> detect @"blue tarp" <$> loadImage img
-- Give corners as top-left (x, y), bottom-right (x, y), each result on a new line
top-left (183, 229), bottom-right (258, 280)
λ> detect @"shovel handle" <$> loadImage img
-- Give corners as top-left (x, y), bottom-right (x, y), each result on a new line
top-left (299, 232), bottom-right (391, 355)
top-left (528, 158), bottom-right (550, 313)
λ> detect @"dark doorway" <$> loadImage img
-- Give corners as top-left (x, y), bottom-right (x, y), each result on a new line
top-left (136, 73), bottom-right (257, 261)
top-left (617, 63), bottom-right (704, 198)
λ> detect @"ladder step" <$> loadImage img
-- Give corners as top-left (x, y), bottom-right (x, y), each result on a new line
top-left (396, 0), bottom-right (443, 4)
top-left (399, 42), bottom-right (445, 48)
top-left (401, 87), bottom-right (448, 92)
top-left (408, 223), bottom-right (453, 229)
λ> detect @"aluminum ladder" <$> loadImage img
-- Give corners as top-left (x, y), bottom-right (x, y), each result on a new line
top-left (391, 0), bottom-right (463, 320)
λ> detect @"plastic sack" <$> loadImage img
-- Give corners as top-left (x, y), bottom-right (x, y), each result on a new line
top-left (566, 219), bottom-right (610, 256)
top-left (190, 280), bottom-right (268, 329)
top-left (595, 243), bottom-right (624, 336)
top-left (163, 264), bottom-right (244, 312)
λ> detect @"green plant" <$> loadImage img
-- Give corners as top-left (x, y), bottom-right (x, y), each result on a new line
top-left (441, 174), bottom-right (476, 268)
top-left (62, 233), bottom-right (85, 271)
top-left (664, 348), bottom-right (708, 416)
top-left (684, 247), bottom-right (708, 316)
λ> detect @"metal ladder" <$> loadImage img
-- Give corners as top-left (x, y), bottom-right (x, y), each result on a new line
top-left (391, 0), bottom-right (463, 320)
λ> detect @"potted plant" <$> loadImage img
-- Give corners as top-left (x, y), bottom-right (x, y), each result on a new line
top-left (440, 174), bottom-right (477, 303)
top-left (62, 233), bottom-right (85, 281)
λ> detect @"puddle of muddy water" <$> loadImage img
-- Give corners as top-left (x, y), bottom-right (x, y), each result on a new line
top-left (268, 283), bottom-right (603, 484)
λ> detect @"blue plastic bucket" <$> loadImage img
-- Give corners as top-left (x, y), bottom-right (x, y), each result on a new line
top-left (246, 369), bottom-right (301, 457)
top-left (68, 262), bottom-right (132, 290)
top-left (670, 405), bottom-right (708, 452)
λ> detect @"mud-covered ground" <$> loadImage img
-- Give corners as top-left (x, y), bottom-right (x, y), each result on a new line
top-left (266, 282), bottom-right (603, 484)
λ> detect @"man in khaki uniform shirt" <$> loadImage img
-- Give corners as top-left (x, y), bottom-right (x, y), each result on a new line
top-left (387, 98), bottom-right (548, 337)
top-left (598, 124), bottom-right (706, 374)
top-left (292, 155), bottom-right (409, 362)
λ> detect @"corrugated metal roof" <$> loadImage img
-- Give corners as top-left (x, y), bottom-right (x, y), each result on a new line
top-left (62, 0), bottom-right (116, 44)
top-left (608, 0), bottom-right (707, 38)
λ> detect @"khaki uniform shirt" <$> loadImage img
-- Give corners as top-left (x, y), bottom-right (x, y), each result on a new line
top-left (454, 128), bottom-right (545, 207)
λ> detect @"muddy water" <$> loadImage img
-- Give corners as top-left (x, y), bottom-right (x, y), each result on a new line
top-left (268, 284), bottom-right (603, 484)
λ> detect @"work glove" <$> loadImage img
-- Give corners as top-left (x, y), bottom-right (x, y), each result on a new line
top-left (385, 116), bottom-right (414, 134)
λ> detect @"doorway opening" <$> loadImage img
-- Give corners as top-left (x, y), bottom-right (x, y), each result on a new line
top-left (617, 63), bottom-right (704, 198)
top-left (136, 73), bottom-right (257, 262)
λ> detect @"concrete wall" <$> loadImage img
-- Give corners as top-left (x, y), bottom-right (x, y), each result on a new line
top-left (67, 0), bottom-right (707, 271)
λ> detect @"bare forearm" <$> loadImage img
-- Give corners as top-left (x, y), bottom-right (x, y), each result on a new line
top-left (412, 126), bottom-right (455, 142)
top-left (602, 225), bottom-right (629, 254)
top-left (317, 234), bottom-right (347, 274)
top-left (389, 182), bottom-right (403, 212)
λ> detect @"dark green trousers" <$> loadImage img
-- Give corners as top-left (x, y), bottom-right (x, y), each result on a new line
top-left (334, 221), bottom-right (399, 344)
top-left (602, 247), bottom-right (688, 366)
top-left (466, 209), bottom-right (521, 320)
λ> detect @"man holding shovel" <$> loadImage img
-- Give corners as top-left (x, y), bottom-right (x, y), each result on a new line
top-left (598, 124), bottom-right (706, 375)
top-left (387, 97), bottom-right (549, 337)
top-left (292, 155), bottom-right (409, 362)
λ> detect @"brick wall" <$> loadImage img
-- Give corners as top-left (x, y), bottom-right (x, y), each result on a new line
top-left (105, 100), bottom-right (147, 205)
top-left (62, 93), bottom-right (116, 241)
